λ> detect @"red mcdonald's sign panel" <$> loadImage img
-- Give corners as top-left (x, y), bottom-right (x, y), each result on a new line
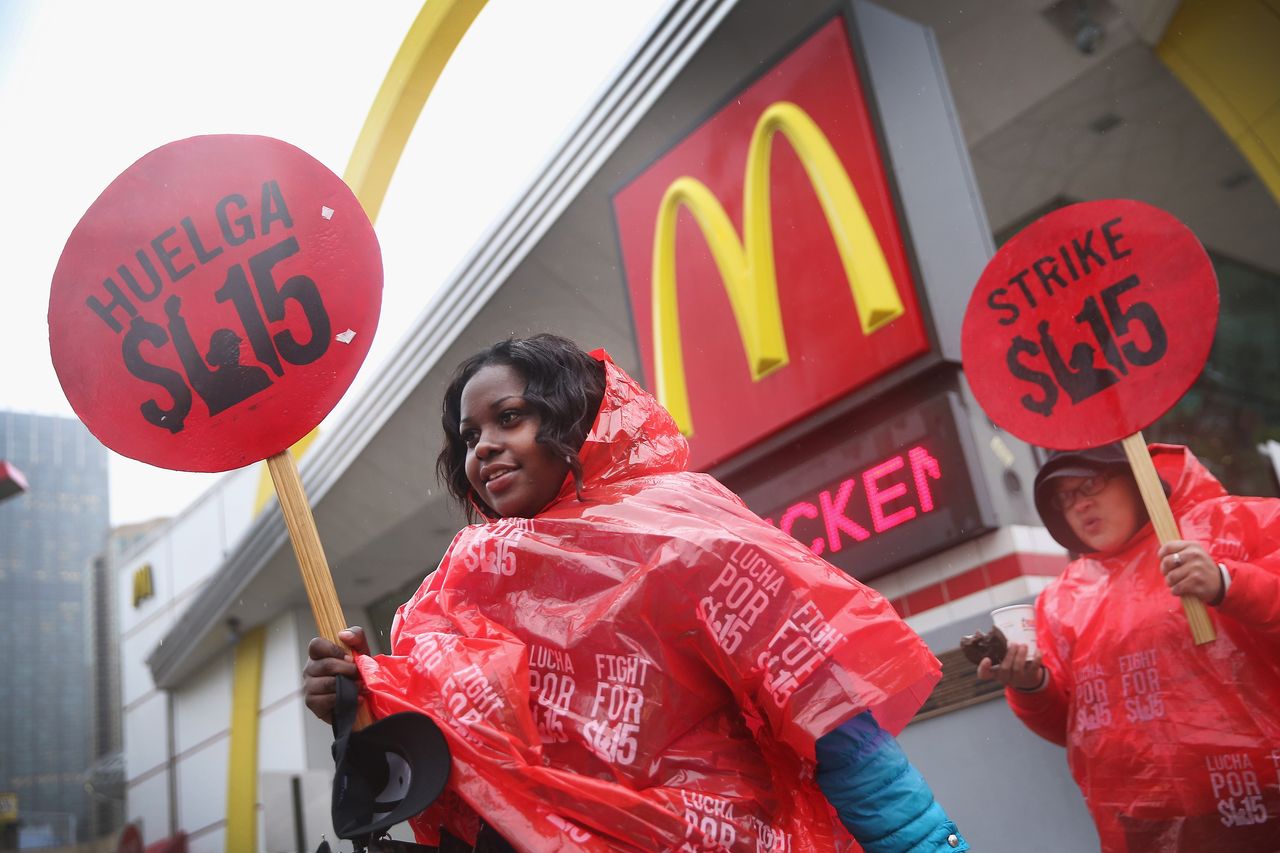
top-left (612, 16), bottom-right (930, 470)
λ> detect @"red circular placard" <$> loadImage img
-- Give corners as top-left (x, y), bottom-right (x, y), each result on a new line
top-left (962, 199), bottom-right (1217, 450)
top-left (116, 824), bottom-right (143, 853)
top-left (49, 135), bottom-right (382, 472)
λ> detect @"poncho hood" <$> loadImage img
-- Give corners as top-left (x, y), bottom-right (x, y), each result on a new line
top-left (549, 351), bottom-right (690, 503)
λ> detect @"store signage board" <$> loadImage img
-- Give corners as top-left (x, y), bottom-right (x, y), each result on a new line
top-left (736, 391), bottom-right (993, 582)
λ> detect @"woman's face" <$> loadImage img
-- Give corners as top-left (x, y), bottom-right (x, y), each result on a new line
top-left (1058, 471), bottom-right (1145, 554)
top-left (459, 364), bottom-right (570, 519)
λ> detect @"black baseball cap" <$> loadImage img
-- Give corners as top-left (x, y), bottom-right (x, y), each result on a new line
top-left (1032, 443), bottom-right (1130, 553)
top-left (330, 675), bottom-right (451, 840)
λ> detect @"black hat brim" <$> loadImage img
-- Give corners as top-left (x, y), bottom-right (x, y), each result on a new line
top-left (1032, 443), bottom-right (1130, 554)
top-left (332, 710), bottom-right (451, 839)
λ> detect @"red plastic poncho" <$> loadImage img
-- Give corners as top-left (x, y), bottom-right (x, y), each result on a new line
top-left (356, 354), bottom-right (940, 851)
top-left (1008, 444), bottom-right (1280, 851)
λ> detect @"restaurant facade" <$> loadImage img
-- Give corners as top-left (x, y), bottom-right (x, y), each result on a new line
top-left (117, 1), bottom-right (1280, 849)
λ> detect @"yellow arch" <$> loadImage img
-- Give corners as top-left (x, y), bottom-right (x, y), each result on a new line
top-left (254, 0), bottom-right (487, 515)
top-left (224, 626), bottom-right (265, 853)
top-left (651, 101), bottom-right (905, 436)
top-left (1157, 0), bottom-right (1280, 204)
top-left (345, 0), bottom-right (489, 220)
top-left (235, 3), bottom-right (487, 850)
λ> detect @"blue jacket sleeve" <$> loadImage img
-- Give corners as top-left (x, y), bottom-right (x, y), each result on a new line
top-left (814, 711), bottom-right (967, 852)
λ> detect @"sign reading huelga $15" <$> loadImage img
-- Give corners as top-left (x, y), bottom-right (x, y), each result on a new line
top-left (49, 135), bottom-right (383, 472)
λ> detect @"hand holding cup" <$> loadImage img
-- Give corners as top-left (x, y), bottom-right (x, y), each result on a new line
top-left (974, 604), bottom-right (1045, 691)
top-left (977, 643), bottom-right (1045, 691)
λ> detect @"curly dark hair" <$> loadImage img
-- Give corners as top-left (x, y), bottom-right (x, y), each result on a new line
top-left (437, 334), bottom-right (606, 521)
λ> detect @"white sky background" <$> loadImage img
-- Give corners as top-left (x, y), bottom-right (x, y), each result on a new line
top-left (0, 0), bottom-right (668, 525)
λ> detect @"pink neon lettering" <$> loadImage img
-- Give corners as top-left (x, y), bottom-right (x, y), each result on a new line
top-left (908, 445), bottom-right (941, 512)
top-left (819, 479), bottom-right (870, 551)
top-left (863, 456), bottom-right (915, 533)
top-left (780, 502), bottom-right (824, 555)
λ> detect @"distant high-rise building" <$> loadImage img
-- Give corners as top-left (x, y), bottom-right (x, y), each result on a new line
top-left (0, 412), bottom-right (109, 845)
top-left (84, 518), bottom-right (166, 842)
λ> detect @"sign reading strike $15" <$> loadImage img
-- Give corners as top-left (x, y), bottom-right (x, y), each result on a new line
top-left (961, 199), bottom-right (1217, 450)
top-left (48, 135), bottom-right (383, 472)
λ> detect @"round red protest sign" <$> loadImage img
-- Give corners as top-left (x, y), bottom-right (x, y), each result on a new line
top-left (116, 824), bottom-right (143, 853)
top-left (49, 135), bottom-right (382, 472)
top-left (961, 199), bottom-right (1217, 450)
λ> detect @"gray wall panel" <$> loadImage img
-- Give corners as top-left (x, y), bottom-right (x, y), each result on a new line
top-left (853, 0), bottom-right (996, 363)
top-left (899, 607), bottom-right (1101, 852)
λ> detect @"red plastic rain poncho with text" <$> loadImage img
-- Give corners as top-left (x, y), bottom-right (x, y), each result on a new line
top-left (355, 355), bottom-right (941, 851)
top-left (1008, 445), bottom-right (1280, 851)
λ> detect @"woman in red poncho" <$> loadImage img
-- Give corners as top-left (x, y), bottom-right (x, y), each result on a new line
top-left (304, 335), bottom-right (966, 852)
top-left (980, 441), bottom-right (1280, 851)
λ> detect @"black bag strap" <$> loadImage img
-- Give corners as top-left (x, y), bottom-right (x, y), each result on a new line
top-left (332, 673), bottom-right (360, 742)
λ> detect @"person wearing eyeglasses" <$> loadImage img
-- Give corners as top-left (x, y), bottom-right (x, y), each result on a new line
top-left (977, 442), bottom-right (1280, 851)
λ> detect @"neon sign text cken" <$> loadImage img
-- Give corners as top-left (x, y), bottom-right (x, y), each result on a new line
top-left (767, 444), bottom-right (942, 556)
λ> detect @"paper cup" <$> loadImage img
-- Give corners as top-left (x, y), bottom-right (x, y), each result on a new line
top-left (991, 604), bottom-right (1037, 657)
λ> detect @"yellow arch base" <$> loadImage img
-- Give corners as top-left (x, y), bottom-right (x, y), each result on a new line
top-left (225, 626), bottom-right (266, 853)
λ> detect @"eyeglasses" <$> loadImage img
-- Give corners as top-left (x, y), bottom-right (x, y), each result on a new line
top-left (1049, 473), bottom-right (1112, 511)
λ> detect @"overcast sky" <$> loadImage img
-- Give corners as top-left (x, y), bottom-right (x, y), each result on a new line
top-left (0, 0), bottom-right (666, 525)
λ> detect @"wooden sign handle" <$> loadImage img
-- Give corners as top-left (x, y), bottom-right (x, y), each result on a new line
top-left (1120, 434), bottom-right (1216, 645)
top-left (267, 450), bottom-right (374, 728)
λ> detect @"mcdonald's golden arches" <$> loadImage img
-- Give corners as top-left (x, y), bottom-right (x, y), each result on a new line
top-left (613, 17), bottom-right (931, 469)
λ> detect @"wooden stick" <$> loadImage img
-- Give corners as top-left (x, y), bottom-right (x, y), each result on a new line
top-left (267, 450), bottom-right (374, 727)
top-left (1120, 433), bottom-right (1216, 645)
